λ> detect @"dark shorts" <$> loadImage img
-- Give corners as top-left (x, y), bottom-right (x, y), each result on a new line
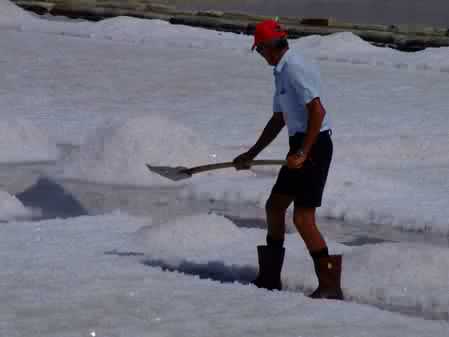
top-left (271, 130), bottom-right (333, 208)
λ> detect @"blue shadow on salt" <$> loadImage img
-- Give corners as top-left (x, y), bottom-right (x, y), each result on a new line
top-left (142, 257), bottom-right (256, 285)
top-left (16, 177), bottom-right (87, 220)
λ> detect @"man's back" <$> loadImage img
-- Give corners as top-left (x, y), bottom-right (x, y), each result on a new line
top-left (273, 49), bottom-right (331, 136)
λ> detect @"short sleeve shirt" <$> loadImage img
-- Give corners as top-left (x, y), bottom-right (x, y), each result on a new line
top-left (273, 50), bottom-right (331, 136)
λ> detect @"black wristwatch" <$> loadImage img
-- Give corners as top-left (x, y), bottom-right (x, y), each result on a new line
top-left (297, 149), bottom-right (306, 157)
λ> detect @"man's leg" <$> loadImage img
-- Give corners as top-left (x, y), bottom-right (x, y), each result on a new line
top-left (252, 193), bottom-right (293, 290)
top-left (266, 193), bottom-right (294, 243)
top-left (293, 207), bottom-right (327, 252)
top-left (294, 207), bottom-right (343, 300)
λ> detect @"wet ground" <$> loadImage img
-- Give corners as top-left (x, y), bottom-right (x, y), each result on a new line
top-left (2, 144), bottom-right (448, 249)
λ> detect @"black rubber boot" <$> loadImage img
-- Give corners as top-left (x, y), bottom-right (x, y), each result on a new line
top-left (309, 255), bottom-right (344, 300)
top-left (252, 245), bottom-right (285, 291)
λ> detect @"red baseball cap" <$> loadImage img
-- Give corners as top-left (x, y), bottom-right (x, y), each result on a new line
top-left (252, 19), bottom-right (288, 50)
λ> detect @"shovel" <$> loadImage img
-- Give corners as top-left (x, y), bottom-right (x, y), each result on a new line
top-left (146, 159), bottom-right (286, 181)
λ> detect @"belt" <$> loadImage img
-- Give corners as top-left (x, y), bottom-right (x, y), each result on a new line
top-left (290, 129), bottom-right (332, 138)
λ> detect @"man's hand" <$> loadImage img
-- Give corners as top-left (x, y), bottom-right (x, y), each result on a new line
top-left (287, 152), bottom-right (307, 169)
top-left (232, 113), bottom-right (284, 171)
top-left (233, 152), bottom-right (255, 170)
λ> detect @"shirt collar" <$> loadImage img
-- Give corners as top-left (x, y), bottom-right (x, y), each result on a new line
top-left (274, 49), bottom-right (290, 73)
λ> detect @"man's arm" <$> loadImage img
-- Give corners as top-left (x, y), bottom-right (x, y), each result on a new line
top-left (287, 98), bottom-right (326, 169)
top-left (248, 112), bottom-right (285, 157)
top-left (233, 112), bottom-right (285, 169)
top-left (301, 98), bottom-right (326, 156)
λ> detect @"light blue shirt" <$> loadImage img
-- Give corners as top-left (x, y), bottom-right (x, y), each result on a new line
top-left (273, 49), bottom-right (331, 136)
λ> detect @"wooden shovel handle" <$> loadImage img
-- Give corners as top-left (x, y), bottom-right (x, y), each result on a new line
top-left (183, 159), bottom-right (287, 175)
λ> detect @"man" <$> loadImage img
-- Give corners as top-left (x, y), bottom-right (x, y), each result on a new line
top-left (233, 20), bottom-right (343, 300)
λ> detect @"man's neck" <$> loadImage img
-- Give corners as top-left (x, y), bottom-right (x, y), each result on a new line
top-left (274, 48), bottom-right (289, 66)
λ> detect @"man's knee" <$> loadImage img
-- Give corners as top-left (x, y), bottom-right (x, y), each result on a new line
top-left (293, 207), bottom-right (316, 227)
top-left (265, 194), bottom-right (292, 214)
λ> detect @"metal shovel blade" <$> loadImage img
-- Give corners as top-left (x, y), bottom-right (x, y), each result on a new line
top-left (146, 164), bottom-right (192, 181)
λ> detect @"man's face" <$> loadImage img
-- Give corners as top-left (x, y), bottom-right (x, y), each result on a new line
top-left (256, 44), bottom-right (277, 66)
